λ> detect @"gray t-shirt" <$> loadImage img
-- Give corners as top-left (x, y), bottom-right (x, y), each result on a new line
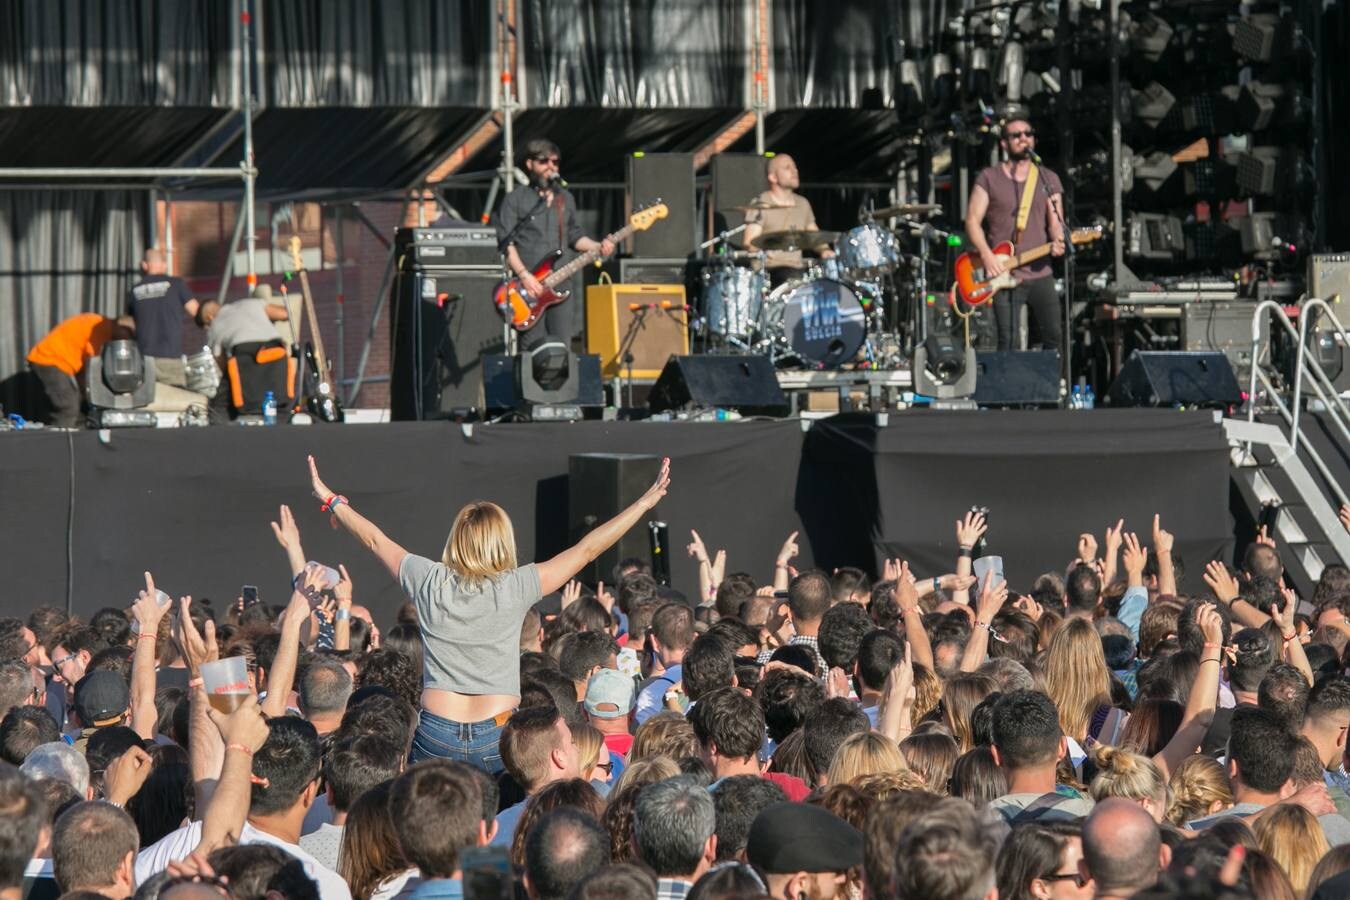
top-left (207, 298), bottom-right (280, 357)
top-left (398, 554), bottom-right (541, 697)
top-left (1188, 801), bottom-right (1350, 846)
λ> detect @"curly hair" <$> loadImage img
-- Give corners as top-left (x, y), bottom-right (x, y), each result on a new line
top-left (1165, 754), bottom-right (1234, 826)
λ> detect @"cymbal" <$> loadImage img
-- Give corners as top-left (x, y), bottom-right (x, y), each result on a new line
top-left (869, 203), bottom-right (942, 219)
top-left (722, 198), bottom-right (795, 212)
top-left (753, 229), bottom-right (840, 252)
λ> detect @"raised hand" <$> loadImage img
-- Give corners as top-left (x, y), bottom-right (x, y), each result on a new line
top-left (943, 573), bottom-right (977, 593)
top-left (208, 692), bottom-right (270, 753)
top-left (1152, 514), bottom-right (1175, 557)
top-left (1255, 524), bottom-right (1277, 548)
top-left (1122, 532), bottom-right (1148, 585)
top-left (776, 531), bottom-right (800, 568)
top-left (975, 573), bottom-right (1009, 623)
top-left (174, 596), bottom-right (218, 674)
top-left (1203, 560), bottom-right (1240, 606)
top-left (334, 563), bottom-right (353, 610)
top-left (639, 457), bottom-right (671, 509)
top-left (1340, 504), bottom-right (1350, 534)
top-left (1272, 587), bottom-right (1298, 635)
top-left (595, 581), bottom-right (615, 614)
top-left (1077, 533), bottom-right (1098, 564)
top-left (895, 561), bottom-right (920, 613)
top-left (1014, 594), bottom-right (1043, 622)
top-left (307, 454), bottom-right (334, 502)
top-left (1103, 518), bottom-right (1125, 559)
top-left (103, 745), bottom-right (154, 806)
top-left (956, 511), bottom-right (987, 550)
top-left (1196, 602), bottom-right (1223, 646)
top-left (687, 529), bottom-right (711, 564)
top-left (132, 571), bottom-right (169, 633)
top-left (825, 667), bottom-right (850, 700)
top-left (562, 580), bottom-right (583, 610)
top-left (270, 504), bottom-right (301, 551)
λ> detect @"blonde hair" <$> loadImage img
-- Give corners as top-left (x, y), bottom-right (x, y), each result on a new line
top-left (629, 711), bottom-right (699, 763)
top-left (941, 673), bottom-right (996, 753)
top-left (610, 755), bottom-right (680, 799)
top-left (441, 501), bottom-right (517, 588)
top-left (827, 731), bottom-right (909, 786)
top-left (899, 730), bottom-right (959, 795)
top-left (1165, 754), bottom-right (1234, 826)
top-left (911, 665), bottom-right (943, 725)
top-left (1089, 745), bottom-right (1166, 804)
top-left (1255, 804), bottom-right (1330, 893)
top-left (1042, 617), bottom-right (1112, 741)
top-left (572, 723), bottom-right (603, 779)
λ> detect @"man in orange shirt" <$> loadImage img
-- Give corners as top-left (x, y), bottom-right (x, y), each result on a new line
top-left (26, 313), bottom-right (134, 427)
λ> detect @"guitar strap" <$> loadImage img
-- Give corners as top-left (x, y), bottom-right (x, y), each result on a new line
top-left (1012, 164), bottom-right (1039, 246)
top-left (553, 192), bottom-right (567, 251)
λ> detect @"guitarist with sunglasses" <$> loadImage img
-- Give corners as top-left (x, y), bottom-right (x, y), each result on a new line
top-left (496, 138), bottom-right (616, 342)
top-left (964, 115), bottom-right (1067, 353)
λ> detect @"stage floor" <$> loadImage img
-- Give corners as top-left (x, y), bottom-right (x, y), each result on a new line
top-left (0, 410), bottom-right (1232, 621)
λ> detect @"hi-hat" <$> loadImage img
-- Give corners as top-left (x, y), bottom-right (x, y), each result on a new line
top-left (869, 203), bottom-right (942, 219)
top-left (754, 229), bottom-right (839, 251)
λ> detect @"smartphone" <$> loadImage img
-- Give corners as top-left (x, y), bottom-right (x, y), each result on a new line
top-left (648, 520), bottom-right (671, 586)
top-left (460, 845), bottom-right (514, 900)
top-left (241, 585), bottom-right (259, 607)
top-left (970, 505), bottom-right (991, 556)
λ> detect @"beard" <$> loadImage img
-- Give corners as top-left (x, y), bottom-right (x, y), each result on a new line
top-left (1007, 146), bottom-right (1031, 161)
top-left (529, 169), bottom-right (554, 190)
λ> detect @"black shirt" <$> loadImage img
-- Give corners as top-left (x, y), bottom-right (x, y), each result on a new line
top-left (495, 185), bottom-right (585, 273)
top-left (126, 275), bottom-right (193, 358)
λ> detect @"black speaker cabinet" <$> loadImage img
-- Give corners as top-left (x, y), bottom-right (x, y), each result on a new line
top-left (648, 355), bottom-right (788, 417)
top-left (1106, 351), bottom-right (1242, 408)
top-left (390, 267), bottom-right (505, 419)
top-left (627, 153), bottom-right (696, 258)
top-left (973, 350), bottom-right (1063, 407)
top-left (709, 152), bottom-right (768, 240)
top-left (569, 453), bottom-right (662, 584)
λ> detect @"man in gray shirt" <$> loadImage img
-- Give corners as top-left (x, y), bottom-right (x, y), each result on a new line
top-left (199, 284), bottom-right (290, 361)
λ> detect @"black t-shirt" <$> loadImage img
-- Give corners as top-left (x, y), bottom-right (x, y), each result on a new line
top-left (126, 275), bottom-right (193, 358)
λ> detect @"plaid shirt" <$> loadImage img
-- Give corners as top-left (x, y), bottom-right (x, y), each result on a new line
top-left (656, 878), bottom-right (693, 900)
top-left (755, 634), bottom-right (826, 676)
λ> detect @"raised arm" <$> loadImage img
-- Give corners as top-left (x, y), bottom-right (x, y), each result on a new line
top-left (537, 458), bottom-right (670, 595)
top-left (893, 562), bottom-right (935, 673)
top-left (195, 695), bottom-right (271, 855)
top-left (960, 574), bottom-right (1009, 672)
top-left (1154, 603), bottom-right (1222, 779)
top-left (773, 531), bottom-right (798, 593)
top-left (261, 581), bottom-right (313, 718)
top-left (1153, 514), bottom-right (1178, 598)
top-left (954, 511), bottom-right (987, 606)
top-left (1272, 587), bottom-right (1314, 686)
top-left (1204, 561), bottom-right (1271, 629)
top-left (309, 455), bottom-right (408, 580)
top-left (130, 573), bottom-right (171, 740)
top-left (269, 504), bottom-right (308, 580)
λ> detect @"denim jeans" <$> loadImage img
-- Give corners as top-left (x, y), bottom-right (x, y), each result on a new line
top-left (410, 709), bottom-right (507, 774)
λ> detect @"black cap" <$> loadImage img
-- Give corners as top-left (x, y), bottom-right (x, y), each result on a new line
top-left (74, 671), bottom-right (130, 726)
top-left (745, 802), bottom-right (864, 874)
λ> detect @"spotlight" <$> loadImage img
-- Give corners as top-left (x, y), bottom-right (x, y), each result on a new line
top-left (86, 340), bottom-right (157, 428)
top-left (1233, 13), bottom-right (1291, 62)
top-left (1236, 81), bottom-right (1308, 132)
top-left (1236, 147), bottom-right (1280, 196)
top-left (913, 331), bottom-right (977, 399)
top-left (1130, 12), bottom-right (1174, 63)
top-left (928, 53), bottom-right (956, 114)
top-left (521, 339), bottom-right (578, 403)
top-left (1126, 213), bottom-right (1184, 259)
top-left (895, 60), bottom-right (924, 116)
top-left (1131, 82), bottom-right (1176, 129)
top-left (1133, 151), bottom-right (1178, 192)
top-left (966, 47), bottom-right (992, 97)
top-left (999, 41), bottom-right (1025, 102)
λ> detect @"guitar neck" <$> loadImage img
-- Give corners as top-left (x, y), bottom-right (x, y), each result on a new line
top-left (543, 223), bottom-right (637, 286)
top-left (1011, 243), bottom-right (1056, 269)
top-left (298, 270), bottom-right (330, 378)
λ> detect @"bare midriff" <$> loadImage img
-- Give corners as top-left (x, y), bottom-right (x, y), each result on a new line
top-left (421, 686), bottom-right (517, 723)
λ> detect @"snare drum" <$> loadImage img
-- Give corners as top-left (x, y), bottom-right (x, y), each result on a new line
top-left (765, 278), bottom-right (868, 367)
top-left (701, 264), bottom-right (765, 340)
top-left (838, 224), bottom-right (900, 278)
top-left (183, 347), bottom-right (221, 397)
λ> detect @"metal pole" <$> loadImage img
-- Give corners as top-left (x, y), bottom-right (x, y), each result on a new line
top-left (347, 195), bottom-right (414, 407)
top-left (753, 0), bottom-right (768, 154)
top-left (335, 204), bottom-right (346, 386)
top-left (0, 167), bottom-right (247, 179)
top-left (1109, 0), bottom-right (1125, 283)
top-left (215, 207), bottom-right (250, 307)
top-left (164, 193), bottom-right (175, 274)
top-left (241, 1), bottom-right (257, 286)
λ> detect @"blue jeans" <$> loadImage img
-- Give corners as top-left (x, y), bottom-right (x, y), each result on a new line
top-left (410, 709), bottom-right (507, 774)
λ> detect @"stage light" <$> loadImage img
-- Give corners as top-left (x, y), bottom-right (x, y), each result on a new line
top-left (1233, 13), bottom-right (1291, 62)
top-left (1236, 147), bottom-right (1280, 196)
top-left (999, 41), bottom-right (1025, 102)
top-left (1236, 81), bottom-right (1308, 132)
top-left (1126, 213), bottom-right (1184, 259)
top-left (1239, 212), bottom-right (1281, 259)
top-left (966, 47), bottom-right (992, 97)
top-left (522, 340), bottom-right (576, 399)
top-left (928, 54), bottom-right (956, 114)
top-left (913, 332), bottom-right (977, 400)
top-left (1133, 151), bottom-right (1178, 192)
top-left (1131, 82), bottom-right (1176, 129)
top-left (87, 340), bottom-right (157, 428)
top-left (1130, 12), bottom-right (1174, 63)
top-left (895, 60), bottom-right (924, 116)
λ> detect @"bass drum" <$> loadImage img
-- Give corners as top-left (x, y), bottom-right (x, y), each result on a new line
top-left (838, 223), bottom-right (900, 278)
top-left (701, 264), bottom-right (765, 341)
top-left (766, 278), bottom-right (868, 368)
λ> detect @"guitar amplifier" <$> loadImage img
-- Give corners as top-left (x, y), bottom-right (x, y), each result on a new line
top-left (395, 226), bottom-right (500, 268)
top-left (1307, 255), bottom-right (1350, 391)
top-left (586, 283), bottom-right (690, 380)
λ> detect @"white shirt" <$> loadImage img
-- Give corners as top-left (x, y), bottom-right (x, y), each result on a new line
top-left (135, 819), bottom-right (352, 900)
top-left (298, 821), bottom-right (344, 873)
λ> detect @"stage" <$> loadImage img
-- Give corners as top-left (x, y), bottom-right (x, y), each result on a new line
top-left (0, 409), bottom-right (1233, 622)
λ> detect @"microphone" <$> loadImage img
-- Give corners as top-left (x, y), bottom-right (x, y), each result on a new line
top-left (627, 301), bottom-right (689, 312)
top-left (1027, 149), bottom-right (1044, 166)
top-left (548, 173), bottom-right (568, 189)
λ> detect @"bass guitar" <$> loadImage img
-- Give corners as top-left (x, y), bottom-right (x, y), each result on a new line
top-left (286, 236), bottom-right (344, 423)
top-left (953, 226), bottom-right (1103, 306)
top-left (494, 201), bottom-right (669, 332)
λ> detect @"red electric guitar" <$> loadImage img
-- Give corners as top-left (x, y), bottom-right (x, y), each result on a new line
top-left (953, 226), bottom-right (1104, 305)
top-left (494, 201), bottom-right (669, 331)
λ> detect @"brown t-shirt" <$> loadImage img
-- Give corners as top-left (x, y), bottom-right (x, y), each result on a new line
top-left (972, 163), bottom-right (1064, 281)
top-left (746, 190), bottom-right (817, 270)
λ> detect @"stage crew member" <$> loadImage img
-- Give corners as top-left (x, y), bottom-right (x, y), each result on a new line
top-left (743, 153), bottom-right (834, 288)
top-left (125, 247), bottom-right (201, 389)
top-left (964, 116), bottom-right (1067, 352)
top-left (26, 313), bottom-right (133, 427)
top-left (495, 138), bottom-right (615, 342)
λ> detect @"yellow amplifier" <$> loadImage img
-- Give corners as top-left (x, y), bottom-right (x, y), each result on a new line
top-left (585, 283), bottom-right (690, 379)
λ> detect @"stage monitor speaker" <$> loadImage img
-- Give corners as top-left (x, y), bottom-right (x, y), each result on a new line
top-left (569, 453), bottom-right (662, 584)
top-left (628, 153), bottom-right (695, 258)
top-left (648, 355), bottom-right (788, 417)
top-left (973, 351), bottom-right (1062, 407)
top-left (1106, 351), bottom-right (1242, 408)
top-left (390, 267), bottom-right (505, 419)
top-left (586, 283), bottom-right (690, 379)
top-left (709, 153), bottom-right (768, 240)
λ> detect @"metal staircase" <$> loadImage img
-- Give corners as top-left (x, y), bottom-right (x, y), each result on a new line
top-left (1222, 299), bottom-right (1350, 598)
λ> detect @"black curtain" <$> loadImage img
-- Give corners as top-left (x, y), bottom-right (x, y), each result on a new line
top-left (523, 0), bottom-right (745, 108)
top-left (263, 0), bottom-right (491, 106)
top-left (0, 192), bottom-right (148, 415)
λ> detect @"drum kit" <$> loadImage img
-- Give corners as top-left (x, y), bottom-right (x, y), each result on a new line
top-left (697, 198), bottom-right (943, 369)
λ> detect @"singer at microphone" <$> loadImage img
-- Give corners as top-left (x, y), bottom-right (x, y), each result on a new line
top-left (962, 113), bottom-right (1067, 355)
top-left (494, 136), bottom-right (618, 340)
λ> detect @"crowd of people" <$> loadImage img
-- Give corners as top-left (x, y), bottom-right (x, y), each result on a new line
top-left (2, 460), bottom-right (1350, 900)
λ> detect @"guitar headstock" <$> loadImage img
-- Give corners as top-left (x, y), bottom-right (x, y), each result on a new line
top-left (630, 202), bottom-right (670, 232)
top-left (1070, 225), bottom-right (1106, 245)
top-left (287, 236), bottom-right (304, 272)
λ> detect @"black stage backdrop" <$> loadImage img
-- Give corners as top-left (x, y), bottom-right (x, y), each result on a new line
top-left (804, 410), bottom-right (1233, 595)
top-left (0, 412), bottom-right (1231, 623)
top-left (0, 421), bottom-right (808, 622)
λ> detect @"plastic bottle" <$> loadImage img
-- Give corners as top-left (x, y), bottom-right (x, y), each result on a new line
top-left (262, 391), bottom-right (277, 426)
top-left (1084, 385), bottom-right (1096, 409)
top-left (1070, 385), bottom-right (1083, 410)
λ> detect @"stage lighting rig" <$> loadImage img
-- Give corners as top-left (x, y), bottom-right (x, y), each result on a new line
top-left (913, 331), bottom-right (977, 400)
top-left (895, 60), bottom-right (925, 117)
top-left (1233, 13), bottom-right (1294, 63)
top-left (1129, 12), bottom-right (1174, 63)
top-left (928, 54), bottom-right (956, 115)
top-left (1236, 81), bottom-right (1309, 132)
top-left (1131, 82), bottom-right (1176, 130)
top-left (998, 41), bottom-right (1025, 102)
top-left (87, 340), bottom-right (157, 428)
top-left (1126, 213), bottom-right (1184, 260)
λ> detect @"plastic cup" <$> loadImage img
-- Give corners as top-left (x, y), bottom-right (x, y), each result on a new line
top-left (303, 560), bottom-right (341, 591)
top-left (199, 657), bottom-right (251, 714)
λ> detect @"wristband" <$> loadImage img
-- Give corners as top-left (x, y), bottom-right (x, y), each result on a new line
top-left (1200, 656), bottom-right (1222, 665)
top-left (226, 743), bottom-right (254, 756)
top-left (105, 800), bottom-right (124, 809)
top-left (336, 609), bottom-right (351, 622)
top-left (137, 632), bottom-right (157, 641)
top-left (1202, 641), bottom-right (1221, 649)
top-left (959, 547), bottom-right (973, 559)
top-left (320, 494), bottom-right (348, 513)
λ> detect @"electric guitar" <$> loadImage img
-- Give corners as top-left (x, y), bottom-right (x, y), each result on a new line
top-left (494, 201), bottom-right (669, 332)
top-left (953, 226), bottom-right (1104, 306)
top-left (286, 236), bottom-right (344, 423)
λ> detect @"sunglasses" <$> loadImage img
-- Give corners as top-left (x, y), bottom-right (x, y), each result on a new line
top-left (1005, 129), bottom-right (1035, 139)
top-left (533, 155), bottom-right (561, 165)
top-left (1044, 872), bottom-right (1088, 888)
top-left (594, 761), bottom-right (614, 775)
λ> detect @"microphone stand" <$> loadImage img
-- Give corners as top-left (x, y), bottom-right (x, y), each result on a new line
top-left (1029, 151), bottom-right (1074, 405)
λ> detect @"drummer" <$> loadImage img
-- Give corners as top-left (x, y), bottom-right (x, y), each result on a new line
top-left (743, 154), bottom-right (834, 288)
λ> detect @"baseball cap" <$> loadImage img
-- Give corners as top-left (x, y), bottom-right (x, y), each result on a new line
top-left (583, 668), bottom-right (635, 719)
top-left (745, 802), bottom-right (864, 874)
top-left (74, 671), bottom-right (130, 727)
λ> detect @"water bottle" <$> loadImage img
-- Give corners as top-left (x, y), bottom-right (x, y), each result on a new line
top-left (1070, 385), bottom-right (1083, 410)
top-left (1084, 385), bottom-right (1096, 409)
top-left (262, 391), bottom-right (277, 426)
